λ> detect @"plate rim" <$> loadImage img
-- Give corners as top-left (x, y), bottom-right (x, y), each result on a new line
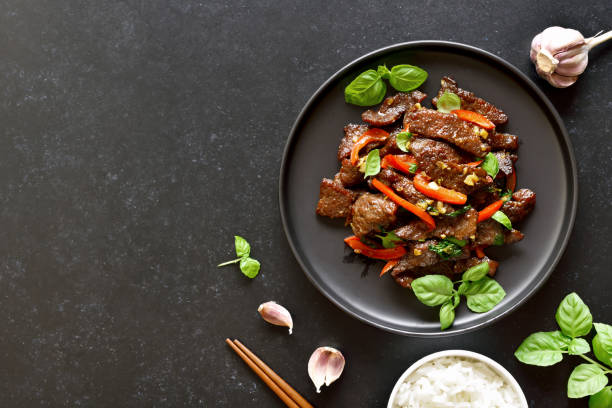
top-left (278, 40), bottom-right (578, 337)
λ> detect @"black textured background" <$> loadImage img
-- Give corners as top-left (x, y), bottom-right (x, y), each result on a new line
top-left (0, 1), bottom-right (610, 407)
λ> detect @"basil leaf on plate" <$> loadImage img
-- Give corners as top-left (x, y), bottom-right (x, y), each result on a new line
top-left (491, 211), bottom-right (513, 230)
top-left (364, 149), bottom-right (381, 178)
top-left (396, 131), bottom-right (412, 152)
top-left (555, 292), bottom-right (593, 338)
top-left (439, 301), bottom-right (455, 331)
top-left (376, 230), bottom-right (403, 249)
top-left (436, 91), bottom-right (461, 113)
top-left (411, 275), bottom-right (454, 306)
top-left (589, 386), bottom-right (612, 408)
top-left (493, 233), bottom-right (505, 246)
top-left (481, 152), bottom-right (500, 178)
top-left (234, 235), bottom-right (251, 258)
top-left (387, 64), bottom-right (428, 91)
top-left (462, 277), bottom-right (506, 312)
top-left (377, 64), bottom-right (391, 79)
top-left (240, 257), bottom-right (261, 278)
top-left (514, 331), bottom-right (570, 366)
top-left (568, 338), bottom-right (591, 355)
top-left (567, 364), bottom-right (608, 398)
top-left (344, 69), bottom-right (386, 106)
top-left (462, 261), bottom-right (490, 282)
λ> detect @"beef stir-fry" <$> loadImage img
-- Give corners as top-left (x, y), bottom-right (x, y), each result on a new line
top-left (316, 77), bottom-right (535, 289)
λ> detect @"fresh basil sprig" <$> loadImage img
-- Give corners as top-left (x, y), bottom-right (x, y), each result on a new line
top-left (411, 261), bottom-right (504, 330)
top-left (217, 236), bottom-right (261, 278)
top-left (364, 149), bottom-right (381, 178)
top-left (344, 64), bottom-right (428, 106)
top-left (436, 91), bottom-right (461, 113)
top-left (515, 293), bottom-right (612, 402)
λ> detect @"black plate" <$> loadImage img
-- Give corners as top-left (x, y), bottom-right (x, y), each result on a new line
top-left (279, 41), bottom-right (577, 337)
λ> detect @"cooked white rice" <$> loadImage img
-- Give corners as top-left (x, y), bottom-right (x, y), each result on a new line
top-left (392, 356), bottom-right (522, 408)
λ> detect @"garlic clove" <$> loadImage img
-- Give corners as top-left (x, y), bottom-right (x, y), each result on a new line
top-left (308, 346), bottom-right (345, 393)
top-left (257, 301), bottom-right (293, 334)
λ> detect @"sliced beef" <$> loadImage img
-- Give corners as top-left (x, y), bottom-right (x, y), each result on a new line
top-left (406, 109), bottom-right (491, 157)
top-left (432, 76), bottom-right (508, 125)
top-left (394, 208), bottom-right (478, 241)
top-left (475, 219), bottom-right (524, 246)
top-left (350, 193), bottom-right (397, 239)
top-left (490, 132), bottom-right (519, 151)
top-left (338, 124), bottom-right (370, 161)
top-left (334, 158), bottom-right (363, 187)
top-left (501, 188), bottom-right (536, 224)
top-left (316, 178), bottom-right (357, 219)
top-left (392, 261), bottom-right (454, 288)
top-left (410, 138), bottom-right (468, 164)
top-left (420, 161), bottom-right (492, 195)
top-left (384, 172), bottom-right (455, 214)
top-left (493, 151), bottom-right (518, 178)
top-left (361, 91), bottom-right (427, 127)
top-left (470, 189), bottom-right (501, 210)
top-left (453, 256), bottom-right (499, 277)
top-left (391, 240), bottom-right (470, 276)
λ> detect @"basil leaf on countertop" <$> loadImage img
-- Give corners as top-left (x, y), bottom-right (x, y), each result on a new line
top-left (387, 64), bottom-right (428, 92)
top-left (567, 364), bottom-right (608, 399)
top-left (462, 277), bottom-right (506, 313)
top-left (481, 152), bottom-right (500, 178)
top-left (364, 149), bottom-right (381, 178)
top-left (344, 69), bottom-right (386, 106)
top-left (239, 257), bottom-right (261, 279)
top-left (491, 211), bottom-right (513, 230)
top-left (234, 235), bottom-right (251, 258)
top-left (514, 331), bottom-right (571, 366)
top-left (436, 91), bottom-right (461, 113)
top-left (556, 292), bottom-right (593, 338)
top-left (396, 131), bottom-right (412, 152)
top-left (412, 275), bottom-right (455, 307)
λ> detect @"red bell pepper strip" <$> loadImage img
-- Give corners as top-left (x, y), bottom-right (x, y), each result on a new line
top-left (371, 178), bottom-right (436, 230)
top-left (477, 199), bottom-right (504, 223)
top-left (380, 259), bottom-right (400, 277)
top-left (474, 245), bottom-right (487, 259)
top-left (413, 173), bottom-right (468, 205)
top-left (381, 154), bottom-right (417, 174)
top-left (344, 236), bottom-right (407, 260)
top-left (507, 164), bottom-right (516, 192)
top-left (466, 160), bottom-right (483, 167)
top-left (350, 128), bottom-right (389, 165)
top-left (451, 109), bottom-right (495, 130)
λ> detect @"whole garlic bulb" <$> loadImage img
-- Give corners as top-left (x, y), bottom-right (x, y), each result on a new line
top-left (530, 27), bottom-right (612, 88)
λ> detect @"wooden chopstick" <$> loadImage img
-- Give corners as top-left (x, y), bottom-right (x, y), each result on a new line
top-left (233, 339), bottom-right (314, 408)
top-left (225, 338), bottom-right (313, 408)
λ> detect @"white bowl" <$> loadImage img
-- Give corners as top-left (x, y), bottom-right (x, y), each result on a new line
top-left (387, 350), bottom-right (528, 408)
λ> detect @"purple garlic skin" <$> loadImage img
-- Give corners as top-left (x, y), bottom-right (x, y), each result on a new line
top-left (257, 301), bottom-right (293, 334)
top-left (308, 347), bottom-right (345, 393)
top-left (530, 27), bottom-right (612, 88)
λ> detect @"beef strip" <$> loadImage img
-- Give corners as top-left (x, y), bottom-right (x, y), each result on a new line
top-left (361, 91), bottom-right (427, 127)
top-left (490, 132), bottom-right (518, 151)
top-left (493, 151), bottom-right (518, 178)
top-left (338, 124), bottom-right (382, 161)
top-left (453, 256), bottom-right (499, 277)
top-left (392, 261), bottom-right (454, 288)
top-left (394, 208), bottom-right (478, 241)
top-left (475, 219), bottom-right (524, 246)
top-left (334, 158), bottom-right (363, 187)
top-left (406, 109), bottom-right (491, 157)
top-left (470, 189), bottom-right (500, 210)
top-left (409, 138), bottom-right (468, 165)
top-left (431, 76), bottom-right (508, 125)
top-left (501, 188), bottom-right (536, 224)
top-left (422, 161), bottom-right (492, 195)
top-left (350, 193), bottom-right (397, 239)
top-left (315, 178), bottom-right (357, 219)
top-left (390, 240), bottom-right (470, 276)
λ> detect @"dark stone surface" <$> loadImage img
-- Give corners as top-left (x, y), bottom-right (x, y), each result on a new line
top-left (0, 0), bottom-right (609, 406)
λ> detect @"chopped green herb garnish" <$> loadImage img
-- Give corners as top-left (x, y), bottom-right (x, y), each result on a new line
top-left (375, 230), bottom-right (403, 249)
top-left (447, 205), bottom-right (472, 217)
top-left (446, 236), bottom-right (467, 247)
top-left (408, 162), bottom-right (418, 174)
top-left (429, 239), bottom-right (464, 260)
top-left (396, 132), bottom-right (412, 152)
top-left (493, 233), bottom-right (505, 246)
top-left (492, 211), bottom-right (513, 230)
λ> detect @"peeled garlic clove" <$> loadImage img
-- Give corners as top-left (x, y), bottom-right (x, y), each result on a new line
top-left (308, 346), bottom-right (345, 393)
top-left (530, 27), bottom-right (612, 88)
top-left (257, 301), bottom-right (293, 334)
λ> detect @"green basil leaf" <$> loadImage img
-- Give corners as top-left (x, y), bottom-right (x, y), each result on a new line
top-left (462, 277), bottom-right (506, 313)
top-left (364, 149), bottom-right (381, 178)
top-left (462, 261), bottom-right (490, 282)
top-left (375, 231), bottom-right (403, 249)
top-left (436, 91), bottom-right (461, 113)
top-left (408, 162), bottom-right (418, 174)
top-left (396, 131), bottom-right (412, 152)
top-left (556, 292), bottom-right (593, 338)
top-left (452, 293), bottom-right (460, 308)
top-left (568, 338), bottom-right (591, 355)
top-left (445, 236), bottom-right (467, 247)
top-left (481, 152), bottom-right (499, 178)
top-left (234, 235), bottom-right (251, 258)
top-left (439, 301), bottom-right (455, 331)
top-left (457, 281), bottom-right (469, 296)
top-left (491, 211), bottom-right (512, 230)
top-left (589, 386), bottom-right (612, 408)
top-left (411, 275), bottom-right (454, 306)
top-left (446, 205), bottom-right (472, 217)
top-left (377, 64), bottom-right (391, 79)
top-left (514, 331), bottom-right (570, 366)
top-left (493, 233), bottom-right (505, 246)
top-left (593, 325), bottom-right (612, 368)
top-left (344, 69), bottom-right (386, 106)
top-left (239, 257), bottom-right (260, 278)
top-left (567, 364), bottom-right (608, 399)
top-left (387, 64), bottom-right (428, 92)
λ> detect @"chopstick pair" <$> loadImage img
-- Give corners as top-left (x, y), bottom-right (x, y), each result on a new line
top-left (225, 339), bottom-right (314, 408)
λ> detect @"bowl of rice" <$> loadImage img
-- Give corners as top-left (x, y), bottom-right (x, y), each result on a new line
top-left (387, 350), bottom-right (528, 408)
